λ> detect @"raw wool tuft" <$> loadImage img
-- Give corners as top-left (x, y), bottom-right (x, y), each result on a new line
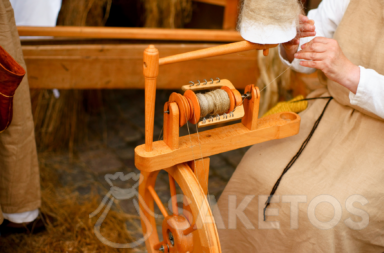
top-left (237, 0), bottom-right (303, 44)
top-left (238, 0), bottom-right (302, 29)
top-left (143, 0), bottom-right (192, 28)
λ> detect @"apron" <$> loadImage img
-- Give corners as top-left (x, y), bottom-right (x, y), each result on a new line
top-left (0, 0), bottom-right (40, 223)
top-left (217, 0), bottom-right (384, 252)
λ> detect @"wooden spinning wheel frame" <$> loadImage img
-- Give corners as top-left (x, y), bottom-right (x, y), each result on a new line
top-left (135, 41), bottom-right (301, 253)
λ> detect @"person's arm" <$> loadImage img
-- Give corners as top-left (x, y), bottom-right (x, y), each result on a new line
top-left (294, 19), bottom-right (384, 120)
top-left (349, 67), bottom-right (384, 119)
top-left (279, 0), bottom-right (350, 74)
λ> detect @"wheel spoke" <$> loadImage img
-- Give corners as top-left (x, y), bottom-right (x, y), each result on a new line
top-left (183, 195), bottom-right (193, 224)
top-left (183, 223), bottom-right (197, 235)
top-left (169, 174), bottom-right (178, 215)
top-left (148, 185), bottom-right (168, 217)
top-left (154, 242), bottom-right (163, 250)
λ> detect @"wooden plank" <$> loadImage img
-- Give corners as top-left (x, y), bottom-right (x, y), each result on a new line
top-left (193, 0), bottom-right (226, 6)
top-left (135, 111), bottom-right (301, 172)
top-left (23, 44), bottom-right (260, 89)
top-left (18, 27), bottom-right (242, 42)
top-left (223, 0), bottom-right (240, 30)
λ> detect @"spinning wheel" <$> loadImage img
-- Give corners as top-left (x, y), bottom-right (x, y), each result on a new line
top-left (135, 41), bottom-right (301, 252)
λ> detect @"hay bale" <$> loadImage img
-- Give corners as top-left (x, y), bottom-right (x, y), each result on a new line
top-left (57, 0), bottom-right (112, 26)
top-left (31, 0), bottom-right (111, 151)
top-left (143, 0), bottom-right (192, 28)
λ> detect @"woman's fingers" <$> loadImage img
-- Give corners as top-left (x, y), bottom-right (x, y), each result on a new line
top-left (294, 37), bottom-right (330, 62)
top-left (293, 38), bottom-right (300, 45)
top-left (302, 37), bottom-right (329, 47)
top-left (295, 52), bottom-right (324, 61)
top-left (300, 31), bottom-right (316, 38)
top-left (301, 42), bottom-right (327, 52)
top-left (297, 16), bottom-right (316, 39)
top-left (299, 23), bottom-right (315, 32)
top-left (299, 14), bottom-right (309, 23)
top-left (299, 60), bottom-right (325, 69)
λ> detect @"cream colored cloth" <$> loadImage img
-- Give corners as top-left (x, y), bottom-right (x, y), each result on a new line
top-left (327, 0), bottom-right (384, 121)
top-left (217, 0), bottom-right (384, 252)
top-left (0, 0), bottom-right (40, 224)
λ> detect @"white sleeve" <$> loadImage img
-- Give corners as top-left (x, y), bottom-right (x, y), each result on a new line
top-left (9, 0), bottom-right (62, 26)
top-left (349, 67), bottom-right (384, 119)
top-left (279, 0), bottom-right (350, 74)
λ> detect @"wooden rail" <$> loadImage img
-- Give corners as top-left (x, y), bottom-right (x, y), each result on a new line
top-left (17, 26), bottom-right (242, 42)
top-left (23, 44), bottom-right (260, 89)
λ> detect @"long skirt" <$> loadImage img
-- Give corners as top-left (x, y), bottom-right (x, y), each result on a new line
top-left (216, 89), bottom-right (384, 252)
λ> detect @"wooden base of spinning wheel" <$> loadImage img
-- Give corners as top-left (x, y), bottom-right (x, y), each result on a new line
top-left (136, 41), bottom-right (300, 253)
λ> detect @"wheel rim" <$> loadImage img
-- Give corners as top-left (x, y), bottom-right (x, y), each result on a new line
top-left (139, 163), bottom-right (221, 253)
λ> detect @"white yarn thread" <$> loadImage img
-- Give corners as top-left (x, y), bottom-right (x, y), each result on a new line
top-left (196, 89), bottom-right (230, 118)
top-left (196, 93), bottom-right (209, 118)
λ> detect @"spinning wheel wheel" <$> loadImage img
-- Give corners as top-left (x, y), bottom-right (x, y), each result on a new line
top-left (139, 163), bottom-right (220, 253)
top-left (135, 41), bottom-right (301, 253)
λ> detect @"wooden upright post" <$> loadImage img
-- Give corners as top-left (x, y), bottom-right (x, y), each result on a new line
top-left (188, 158), bottom-right (210, 195)
top-left (242, 85), bottom-right (260, 130)
top-left (163, 102), bottom-right (180, 150)
top-left (143, 45), bottom-right (159, 152)
top-left (223, 0), bottom-right (240, 30)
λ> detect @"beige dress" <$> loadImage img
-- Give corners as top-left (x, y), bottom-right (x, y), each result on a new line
top-left (217, 0), bottom-right (384, 252)
top-left (0, 0), bottom-right (40, 223)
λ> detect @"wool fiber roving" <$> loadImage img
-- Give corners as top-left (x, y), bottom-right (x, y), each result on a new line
top-left (238, 0), bottom-right (302, 44)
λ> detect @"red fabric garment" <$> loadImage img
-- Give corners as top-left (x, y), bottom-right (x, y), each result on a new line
top-left (0, 45), bottom-right (25, 133)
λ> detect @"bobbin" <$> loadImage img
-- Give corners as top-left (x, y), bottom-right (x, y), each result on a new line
top-left (168, 87), bottom-right (245, 126)
top-left (184, 90), bottom-right (200, 124)
top-left (169, 92), bottom-right (191, 126)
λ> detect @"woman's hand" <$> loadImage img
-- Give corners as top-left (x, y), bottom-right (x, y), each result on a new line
top-left (281, 15), bottom-right (316, 63)
top-left (294, 37), bottom-right (360, 94)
